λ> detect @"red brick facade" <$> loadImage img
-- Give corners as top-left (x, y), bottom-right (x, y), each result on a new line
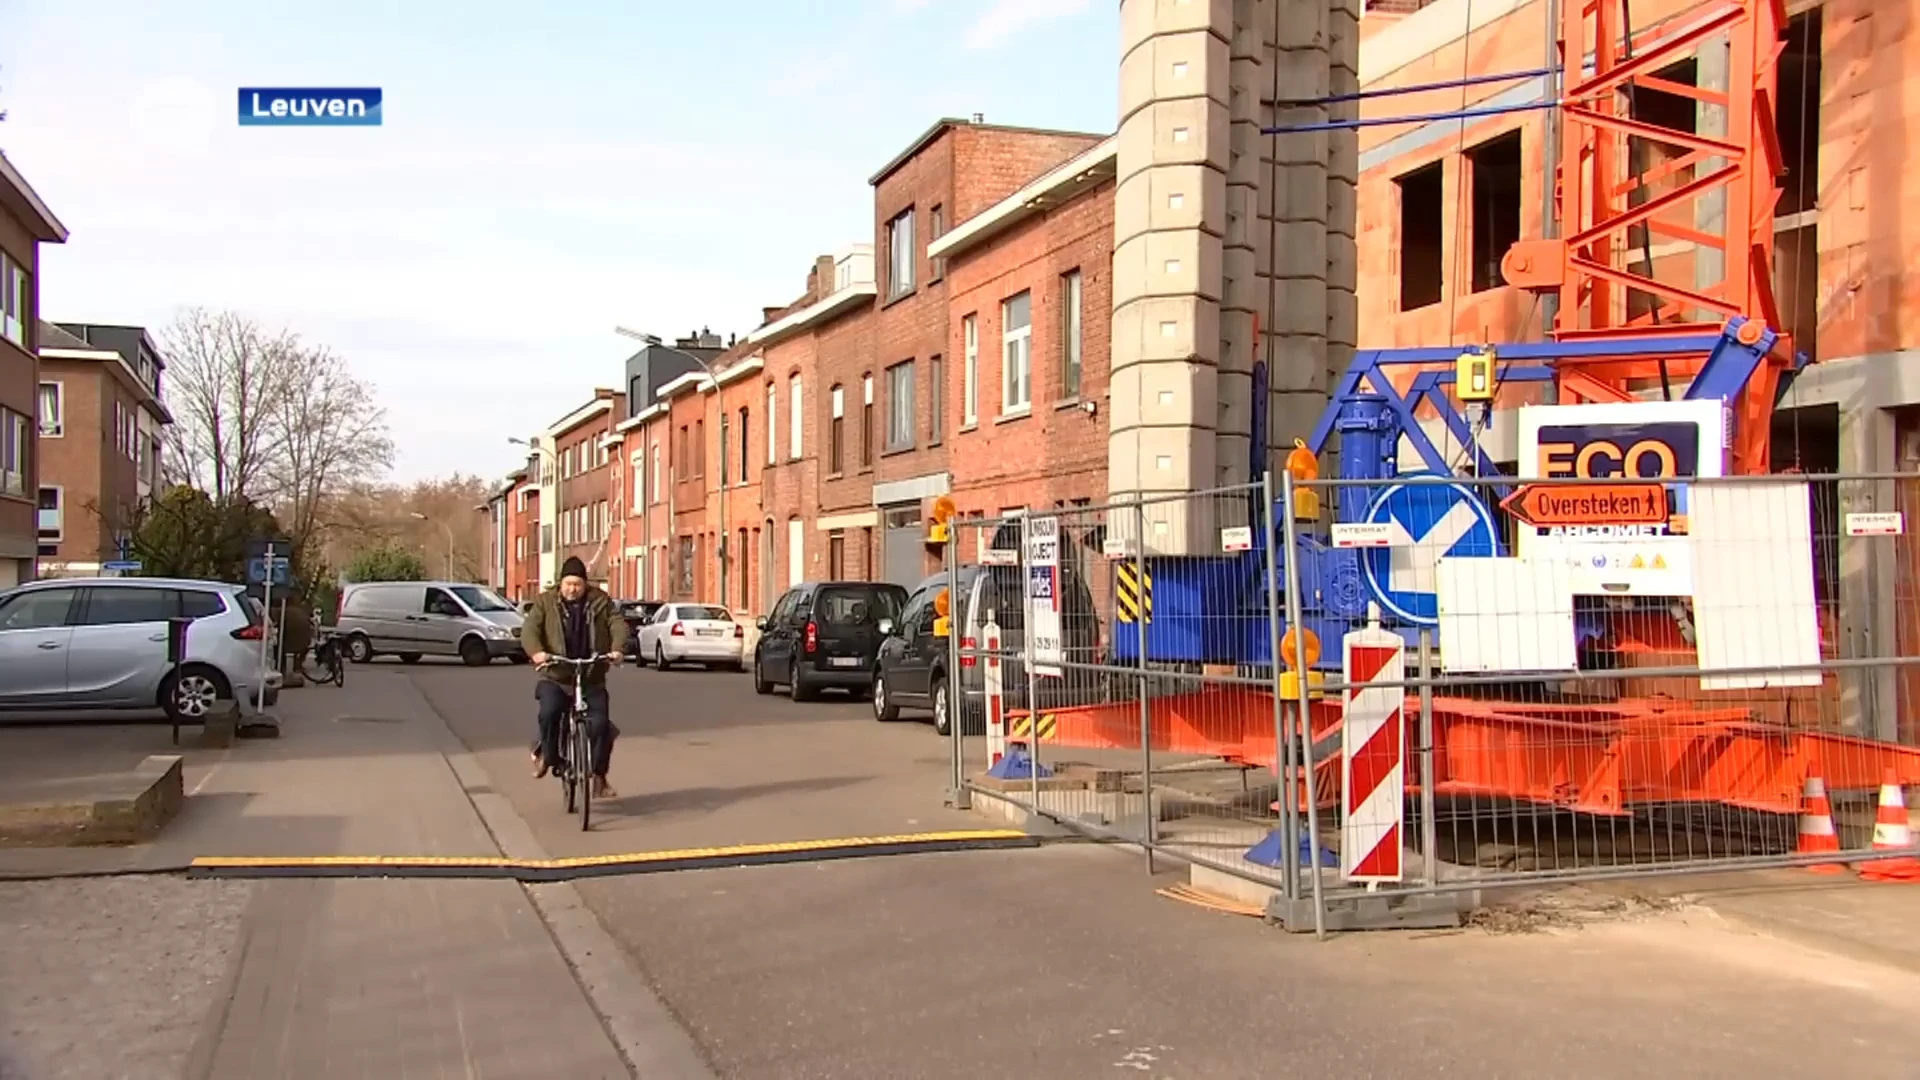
top-left (550, 389), bottom-right (621, 589)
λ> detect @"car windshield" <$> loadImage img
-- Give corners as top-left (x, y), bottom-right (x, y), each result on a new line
top-left (817, 586), bottom-right (903, 626)
top-left (451, 586), bottom-right (515, 613)
top-left (677, 605), bottom-right (732, 621)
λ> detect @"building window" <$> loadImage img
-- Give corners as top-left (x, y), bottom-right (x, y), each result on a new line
top-left (677, 536), bottom-right (695, 596)
top-left (829, 531), bottom-right (845, 579)
top-left (886, 361), bottom-right (915, 451)
top-left (1468, 130), bottom-right (1523, 293)
top-left (929, 204), bottom-right (946, 280)
top-left (1061, 270), bottom-right (1083, 398)
top-left (37, 383), bottom-right (62, 438)
top-left (1001, 291), bottom-right (1032, 414)
top-left (694, 419), bottom-right (705, 477)
top-left (0, 254), bottom-right (26, 349)
top-left (738, 407), bottom-right (750, 484)
top-left (929, 355), bottom-right (943, 443)
top-left (887, 209), bottom-right (915, 300)
top-left (788, 374), bottom-right (803, 460)
top-left (861, 375), bottom-right (874, 467)
top-left (829, 384), bottom-right (846, 474)
top-left (541, 523), bottom-right (554, 553)
top-left (766, 382), bottom-right (778, 466)
top-left (37, 487), bottom-right (61, 543)
top-left (862, 526), bottom-right (874, 579)
top-left (516, 535), bottom-right (527, 560)
top-left (632, 461), bottom-right (644, 508)
top-left (651, 444), bottom-right (662, 502)
top-left (962, 314), bottom-right (978, 425)
top-left (1, 408), bottom-right (27, 496)
top-left (1396, 160), bottom-right (1444, 310)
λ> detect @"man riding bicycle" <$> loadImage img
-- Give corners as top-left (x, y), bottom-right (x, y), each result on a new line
top-left (522, 556), bottom-right (628, 799)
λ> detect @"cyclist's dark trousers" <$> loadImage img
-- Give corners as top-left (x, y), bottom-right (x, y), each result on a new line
top-left (535, 680), bottom-right (615, 776)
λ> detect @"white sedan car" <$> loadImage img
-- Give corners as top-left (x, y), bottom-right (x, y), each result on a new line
top-left (635, 603), bottom-right (744, 671)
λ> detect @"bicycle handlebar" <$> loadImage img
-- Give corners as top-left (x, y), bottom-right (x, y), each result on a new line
top-left (537, 653), bottom-right (619, 669)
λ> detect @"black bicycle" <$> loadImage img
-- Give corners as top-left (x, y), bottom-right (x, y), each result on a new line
top-left (306, 628), bottom-right (346, 687)
top-left (540, 654), bottom-right (615, 831)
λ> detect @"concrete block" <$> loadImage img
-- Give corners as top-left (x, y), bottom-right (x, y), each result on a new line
top-left (1111, 357), bottom-right (1220, 427)
top-left (0, 755), bottom-right (185, 848)
top-left (199, 703), bottom-right (239, 749)
top-left (1270, 278), bottom-right (1328, 334)
top-left (1146, 98), bottom-right (1232, 170)
top-left (1112, 294), bottom-right (1221, 364)
top-left (1116, 230), bottom-right (1222, 304)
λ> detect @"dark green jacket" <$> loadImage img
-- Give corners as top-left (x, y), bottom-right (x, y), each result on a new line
top-left (520, 585), bottom-right (629, 686)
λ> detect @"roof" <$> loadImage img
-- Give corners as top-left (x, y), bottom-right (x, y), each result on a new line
top-left (0, 150), bottom-right (68, 243)
top-left (866, 117), bottom-right (1109, 187)
top-left (38, 322), bottom-right (90, 350)
top-left (927, 136), bottom-right (1117, 261)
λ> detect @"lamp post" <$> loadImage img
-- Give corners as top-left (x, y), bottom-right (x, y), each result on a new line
top-left (410, 512), bottom-right (455, 580)
top-left (617, 326), bottom-right (728, 609)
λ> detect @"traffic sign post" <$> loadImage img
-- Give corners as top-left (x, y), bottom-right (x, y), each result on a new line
top-left (245, 538), bottom-right (292, 717)
top-left (1358, 475), bottom-right (1502, 627)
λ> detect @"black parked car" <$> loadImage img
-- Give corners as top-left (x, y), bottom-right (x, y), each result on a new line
top-left (752, 581), bottom-right (908, 701)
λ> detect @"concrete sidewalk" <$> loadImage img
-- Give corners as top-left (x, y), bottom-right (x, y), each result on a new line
top-left (1, 671), bottom-right (672, 1080)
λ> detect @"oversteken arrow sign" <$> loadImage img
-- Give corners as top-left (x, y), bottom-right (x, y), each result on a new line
top-left (1501, 482), bottom-right (1670, 528)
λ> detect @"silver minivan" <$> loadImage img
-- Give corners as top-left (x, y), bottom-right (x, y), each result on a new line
top-left (335, 581), bottom-right (525, 667)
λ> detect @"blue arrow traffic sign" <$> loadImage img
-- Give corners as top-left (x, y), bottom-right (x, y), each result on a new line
top-left (1359, 473), bottom-right (1502, 627)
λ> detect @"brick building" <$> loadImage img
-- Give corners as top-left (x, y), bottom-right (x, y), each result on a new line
top-left (482, 465), bottom-right (534, 601)
top-left (32, 322), bottom-right (170, 576)
top-left (543, 389), bottom-right (620, 590)
top-left (0, 152), bottom-right (66, 588)
top-left (931, 136), bottom-right (1117, 542)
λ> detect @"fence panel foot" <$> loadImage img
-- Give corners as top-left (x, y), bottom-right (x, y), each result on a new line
top-left (1266, 889), bottom-right (1478, 933)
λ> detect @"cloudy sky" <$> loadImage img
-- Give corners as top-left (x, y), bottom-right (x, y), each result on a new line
top-left (1, 0), bottom-right (1116, 482)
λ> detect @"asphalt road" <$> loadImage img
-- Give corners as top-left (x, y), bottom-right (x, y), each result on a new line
top-left (411, 660), bottom-right (1920, 1080)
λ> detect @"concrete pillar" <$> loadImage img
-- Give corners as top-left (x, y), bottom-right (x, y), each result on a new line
top-left (1324, 0), bottom-right (1360, 451)
top-left (1262, 0), bottom-right (1332, 454)
top-left (1693, 33), bottom-right (1730, 319)
top-left (1112, 0), bottom-right (1233, 554)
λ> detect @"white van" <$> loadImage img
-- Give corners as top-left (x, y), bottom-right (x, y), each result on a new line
top-left (335, 581), bottom-right (526, 667)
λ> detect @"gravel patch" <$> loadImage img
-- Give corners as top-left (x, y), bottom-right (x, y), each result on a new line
top-left (0, 876), bottom-right (251, 1080)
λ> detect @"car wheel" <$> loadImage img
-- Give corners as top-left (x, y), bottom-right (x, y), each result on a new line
top-left (655, 642), bottom-right (670, 670)
top-left (872, 672), bottom-right (901, 722)
top-left (752, 652), bottom-right (772, 695)
top-left (345, 634), bottom-right (373, 664)
top-left (931, 675), bottom-right (952, 737)
top-left (398, 653), bottom-right (423, 665)
top-left (162, 665), bottom-right (230, 723)
top-left (788, 658), bottom-right (815, 702)
top-left (635, 643), bottom-right (651, 668)
top-left (459, 638), bottom-right (490, 667)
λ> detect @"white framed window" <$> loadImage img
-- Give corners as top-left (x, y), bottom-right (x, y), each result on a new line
top-left (788, 374), bottom-right (803, 460)
top-left (37, 486), bottom-right (61, 543)
top-left (886, 361), bottom-right (915, 451)
top-left (0, 253), bottom-right (26, 349)
top-left (1, 409), bottom-right (27, 496)
top-left (829, 385), bottom-right (846, 475)
top-left (632, 462), bottom-right (644, 509)
top-left (1001, 291), bottom-right (1032, 414)
top-left (766, 382), bottom-right (778, 466)
top-left (962, 314), bottom-right (978, 425)
top-left (37, 382), bottom-right (62, 438)
top-left (887, 209), bottom-right (915, 299)
top-left (1061, 270), bottom-right (1083, 398)
top-left (651, 444), bottom-right (662, 502)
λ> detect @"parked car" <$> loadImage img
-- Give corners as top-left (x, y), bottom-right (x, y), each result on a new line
top-left (871, 563), bottom-right (1102, 736)
top-left (752, 581), bottom-right (908, 701)
top-left (617, 600), bottom-right (666, 660)
top-left (0, 576), bottom-right (283, 723)
top-left (335, 581), bottom-right (525, 667)
top-left (633, 603), bottom-right (743, 670)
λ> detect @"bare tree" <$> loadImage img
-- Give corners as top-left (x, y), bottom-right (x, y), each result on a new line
top-left (160, 307), bottom-right (300, 501)
top-left (267, 342), bottom-right (395, 557)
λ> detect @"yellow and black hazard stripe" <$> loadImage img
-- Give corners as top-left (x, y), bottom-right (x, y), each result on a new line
top-left (1115, 562), bottom-right (1153, 624)
top-left (184, 830), bottom-right (1043, 882)
top-left (1008, 713), bottom-right (1059, 741)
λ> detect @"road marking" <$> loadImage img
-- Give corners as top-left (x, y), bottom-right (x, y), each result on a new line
top-left (1386, 500), bottom-right (1481, 596)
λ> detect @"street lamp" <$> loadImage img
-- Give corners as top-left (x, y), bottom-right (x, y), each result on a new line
top-left (410, 512), bottom-right (455, 580)
top-left (617, 326), bottom-right (730, 609)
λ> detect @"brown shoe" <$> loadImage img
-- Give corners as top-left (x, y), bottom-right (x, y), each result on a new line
top-left (591, 777), bottom-right (617, 800)
top-left (532, 752), bottom-right (550, 779)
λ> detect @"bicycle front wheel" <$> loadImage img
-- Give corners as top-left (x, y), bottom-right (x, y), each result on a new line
top-left (573, 720), bottom-right (593, 831)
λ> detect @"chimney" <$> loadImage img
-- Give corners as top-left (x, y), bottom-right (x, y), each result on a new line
top-left (815, 255), bottom-right (837, 298)
top-left (971, 112), bottom-right (984, 123)
top-left (698, 327), bottom-right (721, 348)
top-left (761, 306), bottom-right (784, 325)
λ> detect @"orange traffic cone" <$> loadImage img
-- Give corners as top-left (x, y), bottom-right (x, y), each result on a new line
top-left (1795, 769), bottom-right (1846, 875)
top-left (1858, 770), bottom-right (1920, 883)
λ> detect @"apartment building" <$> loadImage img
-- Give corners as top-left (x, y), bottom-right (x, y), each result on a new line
top-left (0, 152), bottom-right (67, 588)
top-left (857, 119), bottom-right (1106, 588)
top-left (508, 464), bottom-right (540, 602)
top-left (931, 136), bottom-right (1118, 548)
top-left (34, 322), bottom-right (170, 576)
top-left (744, 247), bottom-right (875, 601)
top-left (479, 467), bottom-right (525, 597)
top-left (546, 389), bottom-right (621, 590)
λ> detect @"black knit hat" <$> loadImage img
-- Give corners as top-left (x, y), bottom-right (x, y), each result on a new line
top-left (559, 556), bottom-right (588, 581)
